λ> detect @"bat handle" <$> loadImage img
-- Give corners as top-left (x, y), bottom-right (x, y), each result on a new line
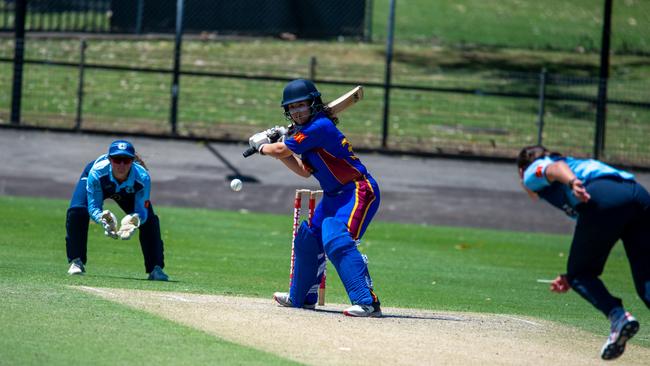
top-left (242, 147), bottom-right (257, 158)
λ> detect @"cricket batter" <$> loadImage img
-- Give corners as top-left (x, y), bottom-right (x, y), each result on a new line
top-left (65, 140), bottom-right (168, 281)
top-left (518, 145), bottom-right (649, 360)
top-left (248, 79), bottom-right (381, 317)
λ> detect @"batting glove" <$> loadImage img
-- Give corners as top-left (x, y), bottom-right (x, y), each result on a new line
top-left (100, 210), bottom-right (118, 239)
top-left (550, 274), bottom-right (571, 293)
top-left (266, 126), bottom-right (289, 143)
top-left (117, 213), bottom-right (141, 240)
top-left (249, 131), bottom-right (271, 153)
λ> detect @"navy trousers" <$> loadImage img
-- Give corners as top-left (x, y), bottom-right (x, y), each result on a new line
top-left (65, 163), bottom-right (165, 273)
top-left (567, 177), bottom-right (650, 316)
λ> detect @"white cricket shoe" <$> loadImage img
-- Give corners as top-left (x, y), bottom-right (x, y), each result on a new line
top-left (601, 311), bottom-right (639, 360)
top-left (273, 292), bottom-right (315, 309)
top-left (343, 303), bottom-right (382, 317)
top-left (67, 258), bottom-right (85, 275)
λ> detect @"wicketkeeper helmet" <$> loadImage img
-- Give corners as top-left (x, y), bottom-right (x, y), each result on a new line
top-left (281, 79), bottom-right (321, 107)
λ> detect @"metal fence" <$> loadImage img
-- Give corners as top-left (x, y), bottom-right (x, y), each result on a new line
top-left (2, 1), bottom-right (650, 168)
top-left (0, 0), bottom-right (371, 38)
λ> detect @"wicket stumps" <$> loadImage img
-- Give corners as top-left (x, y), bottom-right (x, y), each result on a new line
top-left (289, 189), bottom-right (326, 306)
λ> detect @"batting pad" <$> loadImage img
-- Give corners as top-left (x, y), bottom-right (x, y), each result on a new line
top-left (289, 222), bottom-right (321, 308)
top-left (322, 218), bottom-right (374, 305)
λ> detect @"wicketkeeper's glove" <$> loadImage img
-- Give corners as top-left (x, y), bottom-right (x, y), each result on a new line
top-left (117, 213), bottom-right (141, 240)
top-left (101, 210), bottom-right (118, 239)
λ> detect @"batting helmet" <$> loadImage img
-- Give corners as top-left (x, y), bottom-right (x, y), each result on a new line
top-left (281, 79), bottom-right (321, 107)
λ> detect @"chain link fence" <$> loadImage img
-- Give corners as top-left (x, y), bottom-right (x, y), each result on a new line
top-left (0, 0), bottom-right (370, 38)
top-left (1, 0), bottom-right (649, 167)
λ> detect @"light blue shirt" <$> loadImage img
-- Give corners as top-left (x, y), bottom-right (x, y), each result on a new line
top-left (86, 154), bottom-right (151, 224)
top-left (523, 156), bottom-right (635, 210)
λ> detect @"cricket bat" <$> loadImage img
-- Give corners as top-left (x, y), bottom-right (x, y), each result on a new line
top-left (327, 85), bottom-right (364, 116)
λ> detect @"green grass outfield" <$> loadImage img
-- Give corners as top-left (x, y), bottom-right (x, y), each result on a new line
top-left (373, 0), bottom-right (650, 53)
top-left (1, 0), bottom-right (650, 165)
top-left (0, 195), bottom-right (648, 364)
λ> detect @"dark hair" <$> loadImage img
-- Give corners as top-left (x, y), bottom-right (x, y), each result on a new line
top-left (134, 153), bottom-right (148, 170)
top-left (516, 145), bottom-right (562, 172)
top-left (314, 96), bottom-right (339, 124)
top-left (283, 95), bottom-right (339, 125)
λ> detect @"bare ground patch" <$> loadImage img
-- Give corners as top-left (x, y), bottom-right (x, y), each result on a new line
top-left (74, 286), bottom-right (650, 365)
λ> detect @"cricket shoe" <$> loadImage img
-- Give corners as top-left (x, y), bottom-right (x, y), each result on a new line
top-left (147, 265), bottom-right (169, 281)
top-left (67, 258), bottom-right (85, 275)
top-left (273, 292), bottom-right (315, 309)
top-left (343, 303), bottom-right (382, 318)
top-left (600, 311), bottom-right (639, 360)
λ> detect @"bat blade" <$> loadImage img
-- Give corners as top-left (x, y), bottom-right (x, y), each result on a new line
top-left (327, 85), bottom-right (363, 115)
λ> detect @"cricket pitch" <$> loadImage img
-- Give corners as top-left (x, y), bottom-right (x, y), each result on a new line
top-left (74, 286), bottom-right (650, 365)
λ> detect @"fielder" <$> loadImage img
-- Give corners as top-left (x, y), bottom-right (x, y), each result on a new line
top-left (248, 79), bottom-right (382, 317)
top-left (518, 145), bottom-right (649, 360)
top-left (65, 140), bottom-right (168, 281)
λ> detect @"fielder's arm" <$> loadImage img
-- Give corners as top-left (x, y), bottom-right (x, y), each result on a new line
top-left (544, 161), bottom-right (590, 202)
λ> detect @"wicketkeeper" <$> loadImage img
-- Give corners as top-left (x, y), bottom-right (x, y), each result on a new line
top-left (248, 79), bottom-right (382, 317)
top-left (65, 140), bottom-right (168, 281)
top-left (518, 145), bottom-right (649, 360)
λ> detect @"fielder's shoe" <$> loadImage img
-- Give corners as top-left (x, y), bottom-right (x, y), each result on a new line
top-left (343, 302), bottom-right (382, 318)
top-left (601, 311), bottom-right (639, 360)
top-left (273, 292), bottom-right (315, 309)
top-left (147, 265), bottom-right (169, 281)
top-left (67, 258), bottom-right (85, 275)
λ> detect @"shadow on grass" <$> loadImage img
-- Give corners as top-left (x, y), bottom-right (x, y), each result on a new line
top-left (82, 273), bottom-right (181, 283)
top-left (383, 46), bottom-right (650, 77)
top-left (311, 308), bottom-right (465, 321)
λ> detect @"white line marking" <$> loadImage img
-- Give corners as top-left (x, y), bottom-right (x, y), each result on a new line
top-left (536, 279), bottom-right (553, 283)
top-left (496, 314), bottom-right (542, 326)
top-left (77, 286), bottom-right (114, 296)
top-left (162, 294), bottom-right (193, 302)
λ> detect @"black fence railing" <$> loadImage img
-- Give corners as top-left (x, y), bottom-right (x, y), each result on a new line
top-left (0, 0), bottom-right (371, 38)
top-left (2, 37), bottom-right (649, 167)
top-left (2, 1), bottom-right (649, 168)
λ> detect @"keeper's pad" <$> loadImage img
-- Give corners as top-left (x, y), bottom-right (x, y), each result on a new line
top-left (322, 218), bottom-right (374, 305)
top-left (289, 221), bottom-right (323, 308)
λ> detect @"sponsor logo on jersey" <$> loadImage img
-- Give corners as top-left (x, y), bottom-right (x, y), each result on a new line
top-left (293, 132), bottom-right (307, 144)
top-left (535, 165), bottom-right (544, 178)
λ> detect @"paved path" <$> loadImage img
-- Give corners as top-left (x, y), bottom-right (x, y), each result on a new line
top-left (2, 129), bottom-right (648, 234)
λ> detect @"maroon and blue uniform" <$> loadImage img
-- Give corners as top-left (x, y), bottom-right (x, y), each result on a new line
top-left (285, 112), bottom-right (380, 240)
top-left (285, 112), bottom-right (380, 307)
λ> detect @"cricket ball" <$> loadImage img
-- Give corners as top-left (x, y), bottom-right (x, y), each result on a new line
top-left (230, 178), bottom-right (243, 192)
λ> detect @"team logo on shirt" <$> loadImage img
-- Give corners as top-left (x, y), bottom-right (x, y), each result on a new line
top-left (535, 165), bottom-right (544, 177)
top-left (293, 132), bottom-right (307, 144)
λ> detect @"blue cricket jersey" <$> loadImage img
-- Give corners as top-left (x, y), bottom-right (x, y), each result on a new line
top-left (523, 156), bottom-right (635, 217)
top-left (284, 112), bottom-right (369, 193)
top-left (86, 154), bottom-right (151, 224)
